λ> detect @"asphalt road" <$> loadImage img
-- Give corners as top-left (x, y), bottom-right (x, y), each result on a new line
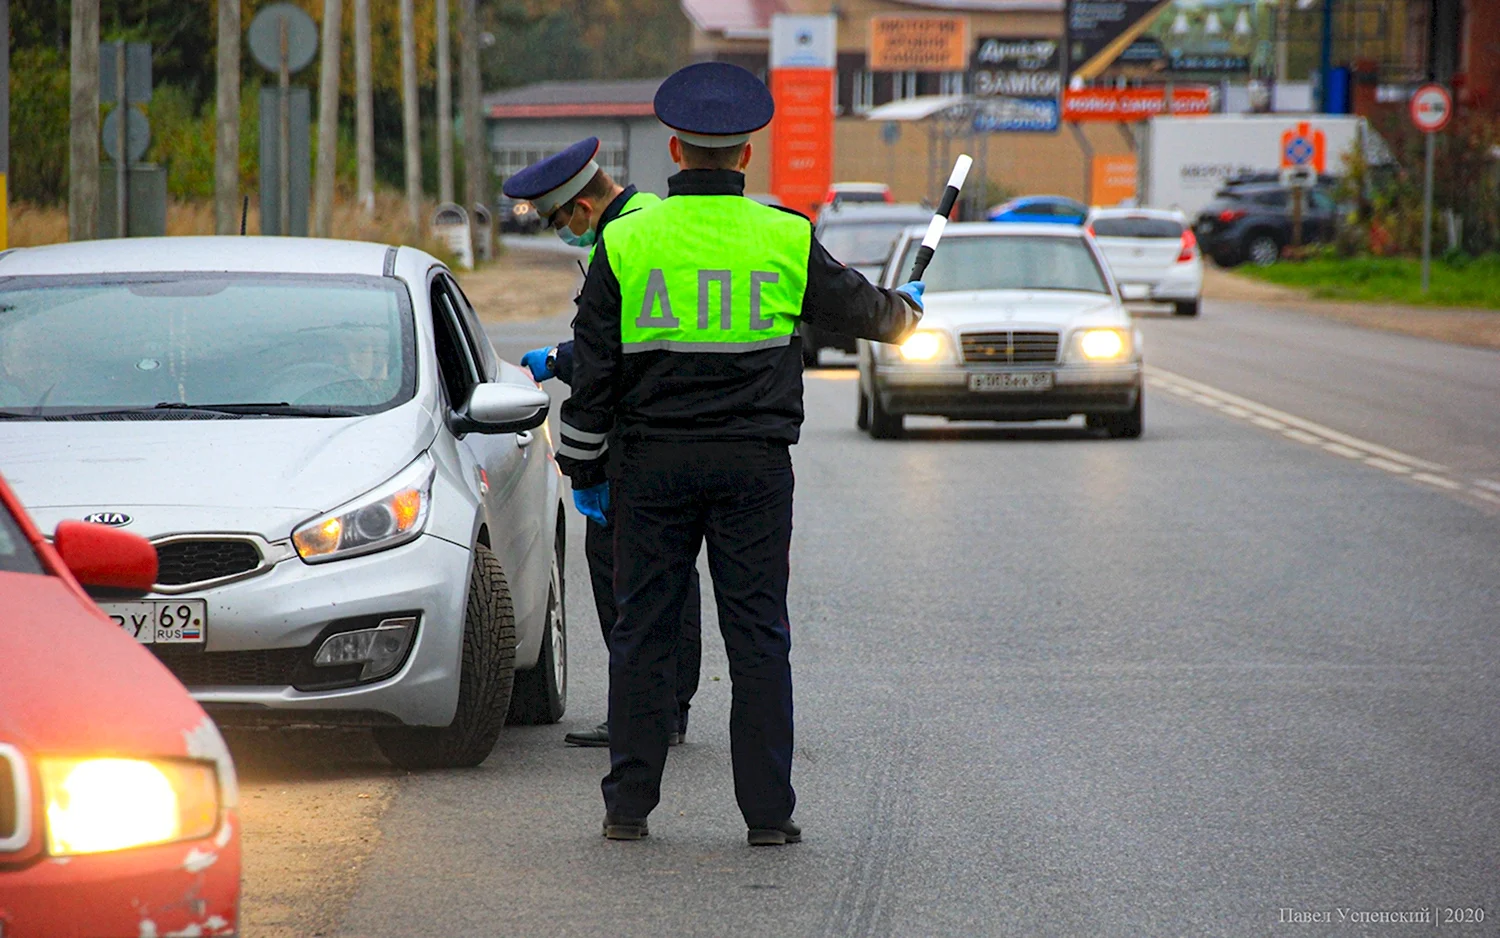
top-left (334, 298), bottom-right (1499, 937)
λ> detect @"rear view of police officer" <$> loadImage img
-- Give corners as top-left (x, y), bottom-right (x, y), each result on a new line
top-left (556, 62), bottom-right (925, 846)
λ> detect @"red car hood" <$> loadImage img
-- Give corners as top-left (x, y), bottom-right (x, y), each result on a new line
top-left (0, 571), bottom-right (210, 757)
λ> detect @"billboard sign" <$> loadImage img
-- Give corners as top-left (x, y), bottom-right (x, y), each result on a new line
top-left (1066, 0), bottom-right (1173, 81)
top-left (770, 15), bottom-right (837, 218)
top-left (869, 16), bottom-right (969, 72)
top-left (1062, 85), bottom-right (1214, 121)
top-left (970, 37), bottom-right (1062, 133)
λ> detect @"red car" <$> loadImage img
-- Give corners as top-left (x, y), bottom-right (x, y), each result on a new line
top-left (0, 473), bottom-right (241, 936)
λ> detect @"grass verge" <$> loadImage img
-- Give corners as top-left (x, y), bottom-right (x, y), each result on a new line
top-left (1240, 254), bottom-right (1500, 310)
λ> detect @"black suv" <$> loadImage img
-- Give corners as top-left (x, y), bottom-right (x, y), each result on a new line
top-left (1194, 182), bottom-right (1338, 267)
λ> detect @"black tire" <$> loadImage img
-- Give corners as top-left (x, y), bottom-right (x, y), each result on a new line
top-left (1088, 390), bottom-right (1144, 439)
top-left (1246, 233), bottom-right (1281, 267)
top-left (374, 545), bottom-right (517, 769)
top-left (507, 525), bottom-right (567, 725)
top-left (1173, 299), bottom-right (1200, 317)
top-left (856, 387), bottom-right (871, 430)
top-left (868, 389), bottom-right (904, 440)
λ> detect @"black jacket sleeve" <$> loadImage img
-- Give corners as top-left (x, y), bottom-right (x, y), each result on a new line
top-left (552, 340), bottom-right (575, 386)
top-left (800, 234), bottom-right (921, 343)
top-left (556, 239), bottom-right (621, 489)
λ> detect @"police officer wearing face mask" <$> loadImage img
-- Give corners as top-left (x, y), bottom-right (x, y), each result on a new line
top-left (502, 141), bottom-right (702, 750)
top-left (556, 63), bottom-right (925, 846)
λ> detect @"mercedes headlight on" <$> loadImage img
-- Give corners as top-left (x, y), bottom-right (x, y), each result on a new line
top-left (40, 757), bottom-right (220, 856)
top-left (293, 453), bottom-right (435, 563)
top-left (1079, 329), bottom-right (1128, 360)
top-left (898, 330), bottom-right (945, 362)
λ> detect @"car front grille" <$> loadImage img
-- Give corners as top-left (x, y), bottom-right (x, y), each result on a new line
top-left (152, 647), bottom-right (306, 687)
top-left (961, 331), bottom-right (1060, 364)
top-left (0, 749), bottom-right (17, 844)
top-left (155, 539), bottom-right (263, 587)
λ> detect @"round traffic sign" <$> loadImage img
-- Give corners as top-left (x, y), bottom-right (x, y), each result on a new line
top-left (1409, 83), bottom-right (1452, 133)
top-left (102, 107), bottom-right (151, 164)
top-left (248, 2), bottom-right (319, 75)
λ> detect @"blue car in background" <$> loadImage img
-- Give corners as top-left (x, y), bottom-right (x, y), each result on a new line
top-left (987, 195), bottom-right (1088, 225)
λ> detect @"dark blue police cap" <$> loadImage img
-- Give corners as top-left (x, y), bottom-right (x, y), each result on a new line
top-left (500, 137), bottom-right (601, 216)
top-left (654, 62), bottom-right (774, 148)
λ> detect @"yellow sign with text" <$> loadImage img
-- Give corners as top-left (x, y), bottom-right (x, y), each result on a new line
top-left (869, 16), bottom-right (969, 72)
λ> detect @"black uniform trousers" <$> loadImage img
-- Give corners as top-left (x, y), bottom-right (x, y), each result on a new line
top-left (603, 439), bottom-right (796, 827)
top-left (583, 503), bottom-right (701, 729)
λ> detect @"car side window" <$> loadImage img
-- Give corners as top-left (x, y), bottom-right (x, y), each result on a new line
top-left (441, 275), bottom-right (500, 381)
top-left (1309, 190), bottom-right (1335, 212)
top-left (429, 276), bottom-right (479, 408)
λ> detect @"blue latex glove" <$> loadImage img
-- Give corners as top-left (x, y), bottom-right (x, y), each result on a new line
top-left (572, 483), bottom-right (610, 526)
top-left (895, 280), bottom-right (925, 311)
top-left (520, 346), bottom-right (555, 382)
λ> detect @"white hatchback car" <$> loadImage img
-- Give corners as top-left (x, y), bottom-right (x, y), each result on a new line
top-left (858, 223), bottom-right (1144, 439)
top-left (1086, 207), bottom-right (1203, 316)
top-left (0, 237), bottom-right (568, 769)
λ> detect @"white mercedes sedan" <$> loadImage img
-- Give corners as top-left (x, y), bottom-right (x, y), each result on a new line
top-left (858, 223), bottom-right (1144, 439)
top-left (0, 237), bottom-right (568, 769)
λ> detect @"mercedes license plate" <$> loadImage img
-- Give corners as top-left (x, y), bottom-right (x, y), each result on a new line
top-left (100, 600), bottom-right (207, 644)
top-left (969, 372), bottom-right (1053, 392)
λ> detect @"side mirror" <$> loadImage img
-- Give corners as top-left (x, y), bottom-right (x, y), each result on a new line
top-left (53, 520), bottom-right (158, 598)
top-left (1119, 283), bottom-right (1151, 302)
top-left (456, 382), bottom-right (551, 435)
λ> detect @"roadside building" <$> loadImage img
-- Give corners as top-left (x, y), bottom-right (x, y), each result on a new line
top-left (483, 80), bottom-right (677, 199)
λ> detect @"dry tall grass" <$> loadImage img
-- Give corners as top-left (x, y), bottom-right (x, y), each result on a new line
top-left (9, 191), bottom-right (463, 265)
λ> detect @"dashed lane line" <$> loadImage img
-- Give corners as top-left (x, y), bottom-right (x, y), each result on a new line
top-left (1146, 365), bottom-right (1498, 510)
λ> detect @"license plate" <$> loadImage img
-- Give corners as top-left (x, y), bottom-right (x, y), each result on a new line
top-left (100, 600), bottom-right (207, 644)
top-left (969, 371), bottom-right (1054, 392)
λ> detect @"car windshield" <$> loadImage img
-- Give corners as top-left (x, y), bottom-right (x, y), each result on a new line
top-left (895, 234), bottom-right (1109, 294)
top-left (819, 223), bottom-right (915, 266)
top-left (0, 274), bottom-right (415, 418)
top-left (0, 501), bottom-right (43, 575)
top-left (1092, 217), bottom-right (1183, 238)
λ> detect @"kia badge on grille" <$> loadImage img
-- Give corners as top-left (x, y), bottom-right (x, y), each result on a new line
top-left (82, 512), bottom-right (133, 527)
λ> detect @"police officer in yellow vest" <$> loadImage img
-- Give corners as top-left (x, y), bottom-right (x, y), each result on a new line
top-left (556, 63), bottom-right (925, 846)
top-left (503, 139), bottom-right (702, 750)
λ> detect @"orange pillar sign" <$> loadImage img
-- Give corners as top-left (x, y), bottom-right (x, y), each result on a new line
top-left (769, 14), bottom-right (837, 219)
top-left (770, 69), bottom-right (835, 218)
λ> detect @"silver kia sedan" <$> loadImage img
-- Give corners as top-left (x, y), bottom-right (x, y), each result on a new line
top-left (0, 237), bottom-right (568, 769)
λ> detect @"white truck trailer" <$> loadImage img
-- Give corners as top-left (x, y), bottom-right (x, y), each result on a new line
top-left (1136, 114), bottom-right (1387, 219)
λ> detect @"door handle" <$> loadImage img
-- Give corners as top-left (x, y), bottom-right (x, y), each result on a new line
top-left (516, 430), bottom-right (535, 448)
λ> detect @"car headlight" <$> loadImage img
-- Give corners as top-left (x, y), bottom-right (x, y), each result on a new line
top-left (512, 202), bottom-right (531, 216)
top-left (293, 453), bottom-right (435, 563)
top-left (40, 757), bottom-right (219, 856)
top-left (1078, 328), bottom-right (1128, 361)
top-left (898, 330), bottom-right (946, 362)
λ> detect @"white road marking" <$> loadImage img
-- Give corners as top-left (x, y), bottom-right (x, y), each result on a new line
top-left (1147, 366), bottom-right (1448, 472)
top-left (1145, 365), bottom-right (1496, 510)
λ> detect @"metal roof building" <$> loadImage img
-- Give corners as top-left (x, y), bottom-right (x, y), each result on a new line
top-left (483, 80), bottom-right (676, 200)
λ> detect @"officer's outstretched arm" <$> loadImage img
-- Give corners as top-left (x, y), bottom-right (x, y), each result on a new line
top-left (800, 235), bottom-right (921, 344)
top-left (557, 240), bottom-right (622, 489)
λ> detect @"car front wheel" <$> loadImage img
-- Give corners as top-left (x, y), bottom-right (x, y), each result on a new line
top-left (507, 525), bottom-right (567, 725)
top-left (1174, 299), bottom-right (1200, 317)
top-left (857, 387), bottom-right (871, 430)
top-left (1247, 234), bottom-right (1281, 267)
top-left (374, 544), bottom-right (518, 769)
top-left (868, 388), bottom-right (904, 439)
top-left (1087, 390), bottom-right (1144, 439)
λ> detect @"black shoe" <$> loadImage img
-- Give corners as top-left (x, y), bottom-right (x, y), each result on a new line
top-left (565, 722), bottom-right (609, 747)
top-left (747, 820), bottom-right (801, 846)
top-left (603, 813), bottom-right (649, 840)
top-left (671, 712), bottom-right (688, 746)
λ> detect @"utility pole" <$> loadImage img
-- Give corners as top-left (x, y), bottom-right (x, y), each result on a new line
top-left (68, 0), bottom-right (100, 241)
top-left (460, 0), bottom-right (485, 251)
top-left (214, 0), bottom-right (241, 235)
top-left (354, 0), bottom-right (374, 214)
top-left (436, 0), bottom-right (455, 205)
top-left (313, 0), bottom-right (342, 237)
top-left (1, 0), bottom-right (10, 250)
top-left (400, 0), bottom-right (422, 235)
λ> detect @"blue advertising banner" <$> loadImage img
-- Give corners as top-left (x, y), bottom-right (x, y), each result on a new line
top-left (971, 96), bottom-right (1061, 133)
